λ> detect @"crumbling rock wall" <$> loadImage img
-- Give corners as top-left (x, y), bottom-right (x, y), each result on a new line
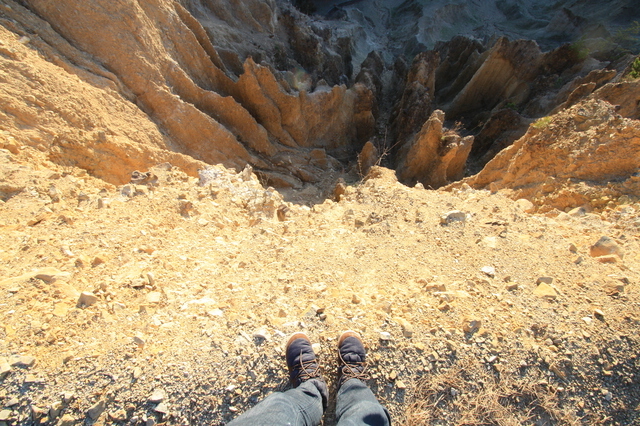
top-left (396, 110), bottom-right (473, 188)
top-left (1, 0), bottom-right (372, 187)
top-left (451, 99), bottom-right (640, 211)
top-left (0, 12), bottom-right (206, 185)
top-left (389, 32), bottom-right (639, 188)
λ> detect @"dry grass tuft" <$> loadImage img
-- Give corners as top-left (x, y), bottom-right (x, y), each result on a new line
top-left (404, 358), bottom-right (579, 426)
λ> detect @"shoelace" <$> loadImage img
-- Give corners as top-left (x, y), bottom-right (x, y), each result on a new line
top-left (339, 351), bottom-right (368, 383)
top-left (292, 350), bottom-right (322, 383)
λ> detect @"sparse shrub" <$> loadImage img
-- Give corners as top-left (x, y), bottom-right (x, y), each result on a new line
top-left (629, 57), bottom-right (640, 79)
top-left (613, 20), bottom-right (640, 52)
top-left (568, 39), bottom-right (589, 61)
top-left (532, 116), bottom-right (552, 129)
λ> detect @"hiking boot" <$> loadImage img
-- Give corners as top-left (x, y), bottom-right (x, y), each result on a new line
top-left (337, 330), bottom-right (368, 388)
top-left (285, 332), bottom-right (323, 387)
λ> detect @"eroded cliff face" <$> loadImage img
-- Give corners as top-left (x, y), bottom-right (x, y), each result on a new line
top-left (1, 0), bottom-right (374, 188)
top-left (450, 99), bottom-right (640, 212)
top-left (0, 0), bottom-right (639, 203)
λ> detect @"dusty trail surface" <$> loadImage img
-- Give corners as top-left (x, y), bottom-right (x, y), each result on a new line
top-left (0, 155), bottom-right (638, 425)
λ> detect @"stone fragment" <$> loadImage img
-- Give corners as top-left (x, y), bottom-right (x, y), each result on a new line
top-left (49, 402), bottom-right (63, 420)
top-left (440, 210), bottom-right (466, 225)
top-left (505, 282), bottom-right (518, 291)
top-left (133, 367), bottom-right (143, 380)
top-left (179, 200), bottom-right (196, 216)
top-left (146, 292), bottom-right (162, 304)
top-left (604, 281), bottom-right (625, 296)
top-left (34, 268), bottom-right (71, 283)
top-left (148, 389), bottom-right (165, 403)
top-left (533, 283), bottom-right (558, 299)
top-left (437, 302), bottom-right (451, 311)
top-left (0, 409), bottom-right (11, 421)
top-left (0, 362), bottom-right (10, 377)
top-left (462, 317), bottom-right (482, 334)
top-left (91, 256), bottom-right (106, 267)
top-left (351, 294), bottom-right (362, 304)
top-left (514, 199), bottom-right (535, 213)
top-left (357, 141), bottom-right (378, 177)
top-left (77, 292), bottom-right (98, 307)
top-left (536, 277), bottom-right (553, 285)
top-left (395, 318), bottom-right (414, 338)
top-left (481, 266), bottom-right (496, 277)
top-left (590, 236), bottom-right (623, 259)
top-left (108, 409), bottom-right (127, 422)
top-left (395, 380), bottom-right (407, 389)
top-left (97, 198), bottom-right (111, 209)
top-left (423, 281), bottom-right (446, 292)
top-left (568, 206), bottom-right (587, 217)
top-left (253, 328), bottom-right (270, 342)
top-left (58, 414), bottom-right (76, 426)
top-left (133, 335), bottom-right (146, 347)
top-left (311, 343), bottom-right (322, 354)
top-left (379, 332), bottom-right (392, 342)
top-left (24, 374), bottom-right (42, 384)
top-left (154, 402), bottom-right (168, 414)
top-left (333, 179), bottom-right (347, 201)
top-left (480, 236), bottom-right (498, 248)
top-left (10, 355), bottom-right (36, 367)
top-left (87, 400), bottom-right (106, 420)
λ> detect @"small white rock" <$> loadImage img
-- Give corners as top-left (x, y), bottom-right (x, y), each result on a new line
top-left (379, 332), bottom-right (392, 341)
top-left (148, 389), bottom-right (166, 403)
top-left (481, 266), bottom-right (496, 277)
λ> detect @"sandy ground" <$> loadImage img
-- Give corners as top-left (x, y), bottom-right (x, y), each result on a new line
top-left (0, 150), bottom-right (638, 425)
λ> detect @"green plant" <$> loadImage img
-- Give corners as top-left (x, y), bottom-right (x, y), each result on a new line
top-left (569, 38), bottom-right (589, 61)
top-left (630, 57), bottom-right (640, 79)
top-left (613, 20), bottom-right (640, 51)
top-left (532, 116), bottom-right (552, 129)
